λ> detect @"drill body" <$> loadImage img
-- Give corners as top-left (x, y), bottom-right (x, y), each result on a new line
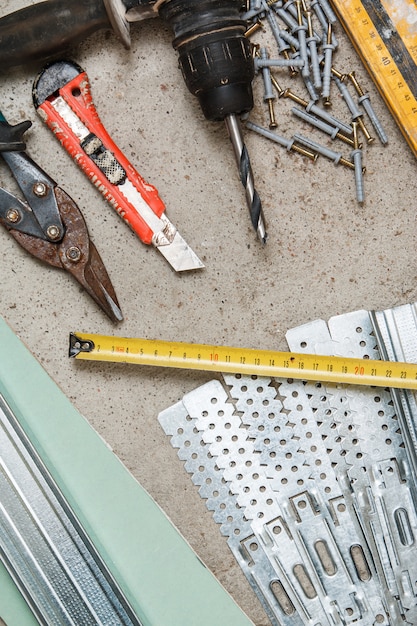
top-left (157, 0), bottom-right (255, 121)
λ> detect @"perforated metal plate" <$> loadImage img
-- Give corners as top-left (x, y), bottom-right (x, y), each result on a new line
top-left (159, 305), bottom-right (417, 625)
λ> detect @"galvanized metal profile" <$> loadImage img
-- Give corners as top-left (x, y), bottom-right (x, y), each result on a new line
top-left (371, 302), bottom-right (417, 479)
top-left (0, 394), bottom-right (142, 626)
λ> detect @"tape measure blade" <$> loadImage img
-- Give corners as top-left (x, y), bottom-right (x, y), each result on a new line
top-left (69, 333), bottom-right (417, 390)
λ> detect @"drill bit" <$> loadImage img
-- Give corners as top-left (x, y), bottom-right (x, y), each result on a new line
top-left (224, 114), bottom-right (267, 244)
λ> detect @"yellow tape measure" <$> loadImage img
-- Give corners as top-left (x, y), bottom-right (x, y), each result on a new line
top-left (331, 0), bottom-right (417, 156)
top-left (70, 332), bottom-right (417, 390)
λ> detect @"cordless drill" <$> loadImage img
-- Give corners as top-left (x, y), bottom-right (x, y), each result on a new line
top-left (0, 0), bottom-right (266, 241)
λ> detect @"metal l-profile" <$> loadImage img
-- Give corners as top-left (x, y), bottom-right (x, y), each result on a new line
top-left (0, 394), bottom-right (140, 626)
top-left (371, 302), bottom-right (417, 479)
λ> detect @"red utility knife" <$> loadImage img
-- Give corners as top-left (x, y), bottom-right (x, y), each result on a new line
top-left (33, 60), bottom-right (204, 272)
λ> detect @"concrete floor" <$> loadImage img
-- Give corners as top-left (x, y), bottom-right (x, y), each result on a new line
top-left (1, 2), bottom-right (417, 624)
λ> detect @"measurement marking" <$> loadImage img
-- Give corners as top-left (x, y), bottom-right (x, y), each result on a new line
top-left (362, 0), bottom-right (417, 98)
top-left (69, 333), bottom-right (417, 390)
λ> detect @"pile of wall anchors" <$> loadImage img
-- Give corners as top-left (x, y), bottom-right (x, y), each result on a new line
top-left (242, 0), bottom-right (388, 205)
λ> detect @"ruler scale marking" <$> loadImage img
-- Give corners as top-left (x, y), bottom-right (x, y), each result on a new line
top-left (70, 333), bottom-right (417, 390)
top-left (331, 0), bottom-right (417, 156)
top-left (362, 0), bottom-right (417, 97)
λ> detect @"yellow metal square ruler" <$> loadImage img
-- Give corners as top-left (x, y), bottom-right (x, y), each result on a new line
top-left (331, 0), bottom-right (417, 156)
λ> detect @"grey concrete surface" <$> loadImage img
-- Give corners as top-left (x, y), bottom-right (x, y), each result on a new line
top-left (1, 2), bottom-right (416, 624)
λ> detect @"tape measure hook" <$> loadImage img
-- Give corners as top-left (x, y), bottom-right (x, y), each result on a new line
top-left (69, 333), bottom-right (95, 357)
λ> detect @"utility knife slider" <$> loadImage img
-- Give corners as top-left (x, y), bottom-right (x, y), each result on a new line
top-left (33, 60), bottom-right (204, 273)
top-left (0, 111), bottom-right (123, 322)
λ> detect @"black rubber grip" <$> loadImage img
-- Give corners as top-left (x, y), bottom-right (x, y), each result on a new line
top-left (0, 0), bottom-right (111, 70)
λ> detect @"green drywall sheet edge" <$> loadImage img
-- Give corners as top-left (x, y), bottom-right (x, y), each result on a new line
top-left (0, 567), bottom-right (37, 626)
top-left (0, 316), bottom-right (254, 626)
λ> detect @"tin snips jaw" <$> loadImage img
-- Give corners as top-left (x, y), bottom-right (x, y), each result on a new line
top-left (0, 111), bottom-right (123, 322)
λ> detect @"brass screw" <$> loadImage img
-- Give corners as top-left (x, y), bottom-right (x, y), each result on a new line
top-left (352, 117), bottom-right (366, 174)
top-left (338, 157), bottom-right (355, 170)
top-left (331, 67), bottom-right (346, 81)
top-left (267, 100), bottom-right (278, 129)
top-left (284, 51), bottom-right (299, 78)
top-left (352, 120), bottom-right (360, 150)
top-left (322, 23), bottom-right (335, 107)
top-left (348, 71), bottom-right (388, 144)
top-left (347, 71), bottom-right (364, 96)
top-left (245, 20), bottom-right (264, 38)
top-left (271, 75), bottom-right (285, 98)
top-left (336, 131), bottom-right (355, 147)
top-left (357, 115), bottom-right (375, 143)
top-left (292, 145), bottom-right (319, 161)
top-left (283, 88), bottom-right (307, 106)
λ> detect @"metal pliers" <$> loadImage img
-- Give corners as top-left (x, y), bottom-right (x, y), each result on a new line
top-left (0, 111), bottom-right (123, 322)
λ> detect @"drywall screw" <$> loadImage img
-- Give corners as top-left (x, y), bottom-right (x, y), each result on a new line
top-left (293, 133), bottom-right (355, 168)
top-left (291, 107), bottom-right (355, 146)
top-left (6, 208), bottom-right (20, 224)
top-left (333, 75), bottom-right (374, 142)
top-left (282, 88), bottom-right (353, 135)
top-left (351, 121), bottom-right (365, 203)
top-left (322, 22), bottom-right (335, 106)
top-left (347, 71), bottom-right (388, 144)
top-left (246, 120), bottom-right (318, 160)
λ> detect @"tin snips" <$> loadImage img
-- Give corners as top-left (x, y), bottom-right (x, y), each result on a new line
top-left (0, 110), bottom-right (123, 322)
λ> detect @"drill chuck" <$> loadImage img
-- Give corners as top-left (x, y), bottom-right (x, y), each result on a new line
top-left (158, 0), bottom-right (255, 121)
